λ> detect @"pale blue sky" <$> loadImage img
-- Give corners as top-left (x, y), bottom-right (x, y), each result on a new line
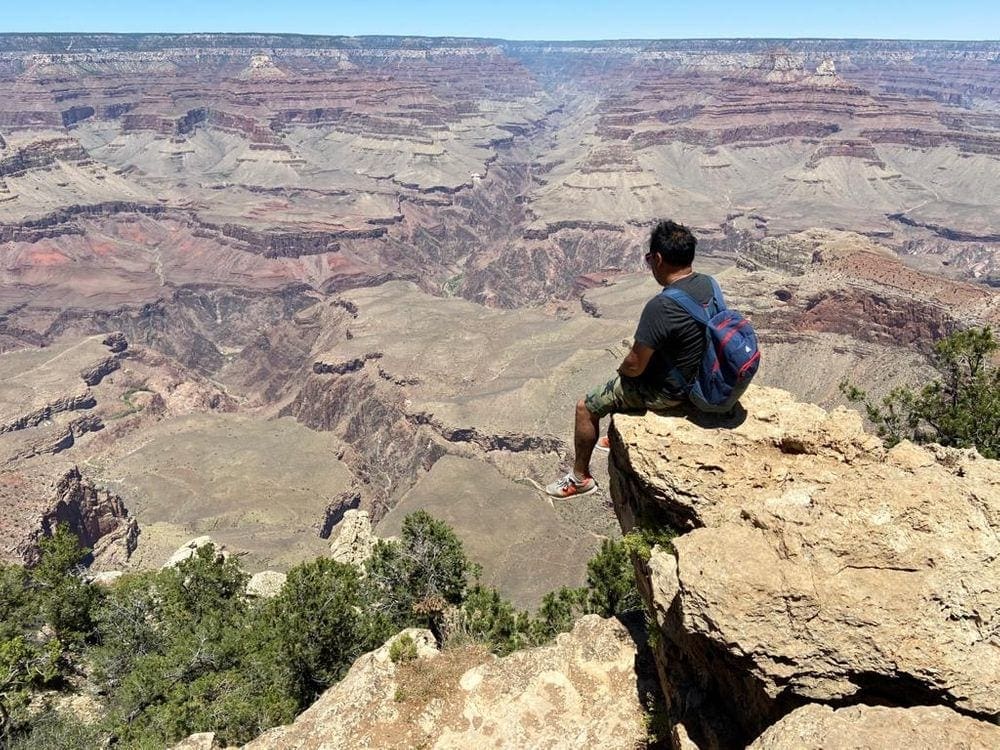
top-left (4, 0), bottom-right (998, 41)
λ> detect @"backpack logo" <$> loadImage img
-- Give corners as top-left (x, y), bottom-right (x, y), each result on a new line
top-left (661, 278), bottom-right (761, 413)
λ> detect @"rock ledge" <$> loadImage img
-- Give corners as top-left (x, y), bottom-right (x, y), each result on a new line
top-left (608, 385), bottom-right (1000, 748)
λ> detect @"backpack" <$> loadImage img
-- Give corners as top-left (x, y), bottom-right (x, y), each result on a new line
top-left (661, 276), bottom-right (760, 413)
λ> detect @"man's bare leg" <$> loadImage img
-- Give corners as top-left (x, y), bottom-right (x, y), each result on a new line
top-left (544, 397), bottom-right (601, 498)
top-left (573, 398), bottom-right (600, 478)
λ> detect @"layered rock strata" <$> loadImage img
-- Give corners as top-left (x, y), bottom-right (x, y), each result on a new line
top-left (608, 385), bottom-right (1000, 748)
top-left (730, 228), bottom-right (1000, 356)
top-left (0, 35), bottom-right (997, 321)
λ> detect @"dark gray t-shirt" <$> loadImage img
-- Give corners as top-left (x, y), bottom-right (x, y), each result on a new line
top-left (632, 272), bottom-right (715, 395)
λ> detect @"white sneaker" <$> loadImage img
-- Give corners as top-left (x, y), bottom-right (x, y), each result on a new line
top-left (544, 473), bottom-right (598, 499)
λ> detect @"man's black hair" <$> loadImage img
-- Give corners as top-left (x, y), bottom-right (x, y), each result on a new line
top-left (649, 220), bottom-right (696, 267)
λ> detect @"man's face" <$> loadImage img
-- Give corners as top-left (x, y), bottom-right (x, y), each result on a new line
top-left (646, 251), bottom-right (670, 285)
top-left (645, 251), bottom-right (662, 279)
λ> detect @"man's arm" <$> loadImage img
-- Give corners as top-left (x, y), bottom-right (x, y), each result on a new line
top-left (618, 341), bottom-right (654, 378)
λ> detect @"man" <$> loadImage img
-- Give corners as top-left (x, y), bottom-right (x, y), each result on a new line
top-left (545, 219), bottom-right (715, 498)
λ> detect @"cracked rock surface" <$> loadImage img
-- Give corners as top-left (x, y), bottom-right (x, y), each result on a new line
top-left (608, 385), bottom-right (1000, 747)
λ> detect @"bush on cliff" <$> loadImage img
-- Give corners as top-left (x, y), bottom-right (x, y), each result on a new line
top-left (531, 585), bottom-right (591, 643)
top-left (29, 525), bottom-right (98, 644)
top-left (842, 326), bottom-right (1000, 459)
top-left (442, 585), bottom-right (535, 654)
top-left (4, 708), bottom-right (101, 750)
top-left (0, 526), bottom-right (96, 742)
top-left (585, 537), bottom-right (644, 617)
top-left (445, 537), bottom-right (643, 651)
top-left (92, 544), bottom-right (293, 748)
top-left (364, 509), bottom-right (472, 634)
top-left (265, 557), bottom-right (378, 706)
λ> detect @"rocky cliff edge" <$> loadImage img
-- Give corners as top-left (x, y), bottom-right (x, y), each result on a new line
top-left (608, 385), bottom-right (1000, 748)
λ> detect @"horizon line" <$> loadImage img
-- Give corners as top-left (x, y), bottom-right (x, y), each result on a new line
top-left (1, 31), bottom-right (998, 44)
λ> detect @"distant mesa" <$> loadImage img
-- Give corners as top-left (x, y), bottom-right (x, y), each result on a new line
top-left (239, 53), bottom-right (287, 80)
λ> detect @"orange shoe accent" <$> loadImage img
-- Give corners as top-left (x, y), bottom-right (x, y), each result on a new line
top-left (545, 473), bottom-right (598, 498)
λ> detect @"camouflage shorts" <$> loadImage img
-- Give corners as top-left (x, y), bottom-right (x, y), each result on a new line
top-left (583, 375), bottom-right (683, 419)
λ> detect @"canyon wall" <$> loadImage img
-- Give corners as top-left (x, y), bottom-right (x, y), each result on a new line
top-left (0, 35), bottom-right (997, 331)
top-left (1, 33), bottom-right (997, 610)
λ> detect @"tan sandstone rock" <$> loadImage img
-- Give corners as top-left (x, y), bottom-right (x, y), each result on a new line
top-left (608, 385), bottom-right (1000, 747)
top-left (161, 536), bottom-right (227, 569)
top-left (240, 615), bottom-right (646, 749)
top-left (87, 570), bottom-right (124, 587)
top-left (328, 508), bottom-right (377, 567)
top-left (246, 571), bottom-right (286, 598)
top-left (748, 704), bottom-right (1000, 750)
top-left (170, 732), bottom-right (224, 750)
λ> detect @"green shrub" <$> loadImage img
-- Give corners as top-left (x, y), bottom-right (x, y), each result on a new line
top-left (530, 586), bottom-right (588, 643)
top-left (1, 525), bottom-right (97, 742)
top-left (266, 556), bottom-right (374, 706)
top-left (1, 511), bottom-right (652, 747)
top-left (446, 586), bottom-right (534, 655)
top-left (586, 538), bottom-right (643, 617)
top-left (622, 527), bottom-right (675, 563)
top-left (32, 525), bottom-right (99, 644)
top-left (4, 708), bottom-right (101, 750)
top-left (842, 326), bottom-right (1000, 459)
top-left (93, 544), bottom-right (287, 748)
top-left (0, 636), bottom-right (63, 740)
top-left (365, 510), bottom-right (471, 632)
top-left (389, 634), bottom-right (418, 663)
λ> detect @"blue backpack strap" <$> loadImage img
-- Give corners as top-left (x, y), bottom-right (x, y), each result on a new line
top-left (660, 275), bottom-right (726, 321)
top-left (661, 287), bottom-right (709, 324)
top-left (659, 287), bottom-right (706, 391)
top-left (708, 276), bottom-right (728, 312)
top-left (658, 275), bottom-right (728, 391)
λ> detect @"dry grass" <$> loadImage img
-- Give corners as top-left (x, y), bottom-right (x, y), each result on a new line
top-left (394, 644), bottom-right (490, 708)
top-left (385, 644), bottom-right (491, 749)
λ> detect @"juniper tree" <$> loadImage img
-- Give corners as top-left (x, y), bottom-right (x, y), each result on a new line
top-left (842, 326), bottom-right (999, 459)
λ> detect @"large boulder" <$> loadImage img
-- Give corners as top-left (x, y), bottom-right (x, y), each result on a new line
top-left (161, 536), bottom-right (227, 569)
top-left (240, 615), bottom-right (647, 749)
top-left (608, 385), bottom-right (1000, 748)
top-left (748, 704), bottom-right (1000, 750)
top-left (328, 508), bottom-right (377, 567)
top-left (246, 571), bottom-right (286, 598)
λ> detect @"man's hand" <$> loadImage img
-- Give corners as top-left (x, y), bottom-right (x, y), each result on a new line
top-left (618, 342), bottom-right (654, 378)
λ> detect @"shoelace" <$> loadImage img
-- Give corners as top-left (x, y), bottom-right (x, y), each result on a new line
top-left (558, 474), bottom-right (579, 489)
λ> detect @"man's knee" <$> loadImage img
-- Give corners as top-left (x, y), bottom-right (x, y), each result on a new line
top-left (583, 377), bottom-right (619, 420)
top-left (578, 398), bottom-right (602, 423)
